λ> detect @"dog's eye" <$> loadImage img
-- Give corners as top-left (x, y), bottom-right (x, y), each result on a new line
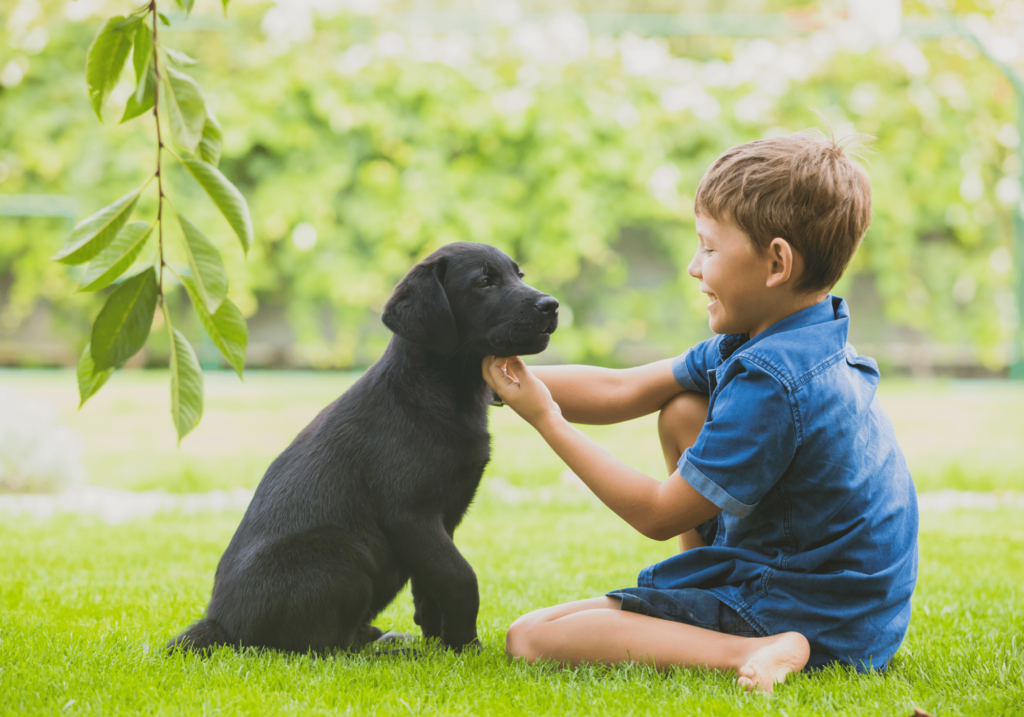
top-left (474, 277), bottom-right (492, 288)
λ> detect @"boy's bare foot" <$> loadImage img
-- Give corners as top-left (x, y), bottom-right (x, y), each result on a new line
top-left (735, 632), bottom-right (810, 694)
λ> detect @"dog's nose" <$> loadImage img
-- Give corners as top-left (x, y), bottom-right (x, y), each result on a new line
top-left (535, 296), bottom-right (559, 314)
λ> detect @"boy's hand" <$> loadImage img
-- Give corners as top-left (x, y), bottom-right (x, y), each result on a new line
top-left (483, 355), bottom-right (561, 428)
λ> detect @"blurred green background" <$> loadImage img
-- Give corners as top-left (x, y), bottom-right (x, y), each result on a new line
top-left (6, 368), bottom-right (1024, 494)
top-left (2, 0), bottom-right (1023, 374)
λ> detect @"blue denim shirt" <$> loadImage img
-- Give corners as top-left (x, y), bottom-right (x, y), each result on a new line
top-left (644, 295), bottom-right (918, 671)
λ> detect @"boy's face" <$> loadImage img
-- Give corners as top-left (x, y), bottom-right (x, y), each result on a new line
top-left (688, 213), bottom-right (775, 337)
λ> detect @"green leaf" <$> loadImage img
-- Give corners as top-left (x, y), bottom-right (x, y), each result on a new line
top-left (86, 16), bottom-right (136, 122)
top-left (52, 188), bottom-right (142, 265)
top-left (158, 12), bottom-right (171, 26)
top-left (121, 63), bottom-right (155, 124)
top-left (78, 221), bottom-right (154, 292)
top-left (90, 267), bottom-right (158, 371)
top-left (174, 210), bottom-right (228, 313)
top-left (163, 68), bottom-right (207, 153)
top-left (164, 48), bottom-right (199, 67)
top-left (164, 305), bottom-right (204, 444)
top-left (77, 343), bottom-right (114, 408)
top-left (174, 0), bottom-right (196, 16)
top-left (198, 113), bottom-right (222, 166)
top-left (221, 0), bottom-right (231, 15)
top-left (132, 21), bottom-right (152, 85)
top-left (113, 14), bottom-right (145, 32)
top-left (181, 158), bottom-right (253, 255)
top-left (181, 276), bottom-right (247, 378)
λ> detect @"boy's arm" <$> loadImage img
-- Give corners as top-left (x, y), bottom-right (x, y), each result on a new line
top-left (530, 359), bottom-right (686, 425)
top-left (485, 356), bottom-right (721, 540)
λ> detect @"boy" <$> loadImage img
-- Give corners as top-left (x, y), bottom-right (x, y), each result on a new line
top-left (482, 131), bottom-right (918, 693)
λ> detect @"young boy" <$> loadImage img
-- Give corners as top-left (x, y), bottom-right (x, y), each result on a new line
top-left (482, 131), bottom-right (918, 693)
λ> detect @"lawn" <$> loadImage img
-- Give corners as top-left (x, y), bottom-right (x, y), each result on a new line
top-left (2, 370), bottom-right (1023, 715)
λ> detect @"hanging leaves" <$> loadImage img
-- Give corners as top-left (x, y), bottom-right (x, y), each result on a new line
top-left (163, 67), bottom-right (207, 152)
top-left (175, 210), bottom-right (228, 313)
top-left (85, 16), bottom-right (138, 122)
top-left (90, 267), bottom-right (159, 371)
top-left (180, 275), bottom-right (248, 378)
top-left (58, 2), bottom-right (251, 442)
top-left (181, 157), bottom-right (253, 254)
top-left (52, 188), bottom-right (142, 265)
top-left (78, 220), bottom-right (155, 292)
top-left (164, 304), bottom-right (204, 444)
top-left (198, 113), bottom-right (223, 166)
top-left (121, 22), bottom-right (155, 123)
top-left (77, 343), bottom-right (114, 409)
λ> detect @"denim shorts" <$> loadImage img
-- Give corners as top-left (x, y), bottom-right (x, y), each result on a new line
top-left (606, 587), bottom-right (761, 638)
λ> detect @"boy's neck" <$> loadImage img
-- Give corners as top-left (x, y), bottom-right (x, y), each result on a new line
top-left (747, 291), bottom-right (829, 338)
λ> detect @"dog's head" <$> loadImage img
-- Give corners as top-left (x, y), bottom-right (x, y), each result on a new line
top-left (382, 242), bottom-right (558, 358)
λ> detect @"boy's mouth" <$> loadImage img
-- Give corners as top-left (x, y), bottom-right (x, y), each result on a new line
top-left (704, 291), bottom-right (718, 309)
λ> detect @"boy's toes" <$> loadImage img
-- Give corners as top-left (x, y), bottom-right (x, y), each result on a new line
top-left (736, 666), bottom-right (759, 692)
top-left (735, 632), bottom-right (810, 695)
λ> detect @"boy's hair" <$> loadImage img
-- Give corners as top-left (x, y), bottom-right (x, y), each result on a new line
top-left (694, 130), bottom-right (872, 294)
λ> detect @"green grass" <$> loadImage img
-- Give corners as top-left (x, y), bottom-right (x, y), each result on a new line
top-left (1, 506), bottom-right (1022, 715)
top-left (2, 370), bottom-right (1024, 715)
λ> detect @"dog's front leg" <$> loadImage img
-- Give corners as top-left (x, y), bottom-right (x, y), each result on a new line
top-left (391, 519), bottom-right (480, 651)
top-left (411, 577), bottom-right (443, 641)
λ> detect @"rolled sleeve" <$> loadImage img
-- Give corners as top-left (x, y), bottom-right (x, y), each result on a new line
top-left (678, 362), bottom-right (797, 516)
top-left (679, 457), bottom-right (756, 517)
top-left (672, 352), bottom-right (703, 393)
top-left (671, 337), bottom-right (723, 394)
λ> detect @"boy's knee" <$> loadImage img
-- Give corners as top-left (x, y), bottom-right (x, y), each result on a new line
top-left (505, 616), bottom-right (536, 659)
top-left (658, 392), bottom-right (709, 441)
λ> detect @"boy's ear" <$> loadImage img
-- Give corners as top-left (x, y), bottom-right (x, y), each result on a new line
top-left (765, 237), bottom-right (796, 288)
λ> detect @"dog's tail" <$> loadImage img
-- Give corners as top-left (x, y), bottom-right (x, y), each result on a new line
top-left (167, 617), bottom-right (233, 655)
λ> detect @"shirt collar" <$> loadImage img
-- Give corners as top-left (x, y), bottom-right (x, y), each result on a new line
top-left (717, 295), bottom-right (848, 361)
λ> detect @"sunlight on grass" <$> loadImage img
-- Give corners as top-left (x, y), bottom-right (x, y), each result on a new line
top-left (0, 507), bottom-right (1021, 716)
top-left (2, 370), bottom-right (1023, 714)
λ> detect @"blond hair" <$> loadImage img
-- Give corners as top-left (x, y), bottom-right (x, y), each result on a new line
top-left (694, 130), bottom-right (873, 293)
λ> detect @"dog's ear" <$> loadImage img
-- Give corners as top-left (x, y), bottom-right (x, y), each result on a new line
top-left (382, 258), bottom-right (459, 356)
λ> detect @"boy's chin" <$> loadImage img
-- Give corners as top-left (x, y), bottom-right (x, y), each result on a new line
top-left (708, 314), bottom-right (742, 336)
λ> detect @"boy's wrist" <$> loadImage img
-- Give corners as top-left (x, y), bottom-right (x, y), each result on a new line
top-left (531, 406), bottom-right (565, 434)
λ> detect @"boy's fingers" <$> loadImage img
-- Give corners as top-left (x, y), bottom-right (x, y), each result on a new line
top-left (483, 356), bottom-right (517, 391)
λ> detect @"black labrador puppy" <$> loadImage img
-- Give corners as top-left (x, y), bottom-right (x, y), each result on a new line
top-left (168, 242), bottom-right (558, 654)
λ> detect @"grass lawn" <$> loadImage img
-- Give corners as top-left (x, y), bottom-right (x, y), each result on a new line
top-left (2, 370), bottom-right (1024, 715)
top-left (2, 506), bottom-right (1022, 716)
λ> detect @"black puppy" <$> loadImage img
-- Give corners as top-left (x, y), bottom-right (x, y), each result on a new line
top-left (168, 242), bottom-right (557, 654)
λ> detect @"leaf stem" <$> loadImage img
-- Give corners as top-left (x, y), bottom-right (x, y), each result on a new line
top-left (150, 0), bottom-right (164, 302)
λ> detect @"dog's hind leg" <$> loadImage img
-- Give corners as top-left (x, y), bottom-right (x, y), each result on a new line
top-left (210, 526), bottom-right (378, 654)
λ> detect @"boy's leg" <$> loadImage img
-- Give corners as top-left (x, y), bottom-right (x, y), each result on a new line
top-left (506, 597), bottom-right (809, 694)
top-left (657, 392), bottom-right (711, 552)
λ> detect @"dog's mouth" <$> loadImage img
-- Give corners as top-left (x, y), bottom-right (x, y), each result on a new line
top-left (487, 318), bottom-right (557, 356)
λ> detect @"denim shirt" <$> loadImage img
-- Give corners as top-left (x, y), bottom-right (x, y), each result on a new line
top-left (645, 295), bottom-right (918, 671)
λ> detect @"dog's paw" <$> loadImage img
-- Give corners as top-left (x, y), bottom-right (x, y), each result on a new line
top-left (446, 637), bottom-right (482, 654)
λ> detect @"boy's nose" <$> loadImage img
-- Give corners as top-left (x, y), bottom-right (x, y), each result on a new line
top-left (687, 254), bottom-right (701, 279)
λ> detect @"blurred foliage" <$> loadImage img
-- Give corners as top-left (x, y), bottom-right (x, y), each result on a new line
top-left (1, 0), bottom-right (1021, 369)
